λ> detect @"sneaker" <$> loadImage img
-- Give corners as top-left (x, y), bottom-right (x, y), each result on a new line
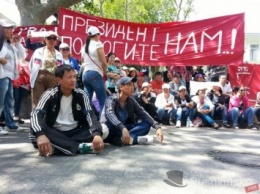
top-left (222, 123), bottom-right (231, 128)
top-left (5, 125), bottom-right (26, 132)
top-left (213, 123), bottom-right (219, 129)
top-left (78, 143), bottom-right (98, 154)
top-left (0, 128), bottom-right (8, 135)
top-left (247, 125), bottom-right (258, 130)
top-left (137, 135), bottom-right (153, 145)
top-left (14, 118), bottom-right (25, 124)
top-left (176, 120), bottom-right (181, 128)
top-left (186, 120), bottom-right (194, 127)
top-left (233, 125), bottom-right (239, 129)
top-left (169, 120), bottom-right (175, 126)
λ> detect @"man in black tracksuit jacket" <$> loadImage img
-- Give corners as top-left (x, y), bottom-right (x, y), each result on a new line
top-left (30, 65), bottom-right (106, 156)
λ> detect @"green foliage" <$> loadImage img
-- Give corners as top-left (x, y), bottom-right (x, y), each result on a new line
top-left (71, 0), bottom-right (194, 23)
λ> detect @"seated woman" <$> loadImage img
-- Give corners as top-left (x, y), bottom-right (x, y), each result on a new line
top-left (192, 88), bottom-right (219, 129)
top-left (155, 83), bottom-right (176, 125)
top-left (207, 82), bottom-right (231, 128)
top-left (228, 86), bottom-right (257, 129)
top-left (138, 82), bottom-right (157, 118)
top-left (175, 86), bottom-right (196, 127)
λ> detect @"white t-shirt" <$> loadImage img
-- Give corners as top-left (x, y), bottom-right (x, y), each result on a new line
top-left (222, 83), bottom-right (232, 94)
top-left (81, 40), bottom-right (103, 76)
top-left (53, 95), bottom-right (78, 131)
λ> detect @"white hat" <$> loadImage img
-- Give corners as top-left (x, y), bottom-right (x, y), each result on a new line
top-left (45, 30), bottom-right (59, 38)
top-left (0, 19), bottom-right (15, 28)
top-left (115, 57), bottom-right (120, 62)
top-left (142, 82), bottom-right (151, 89)
top-left (162, 83), bottom-right (170, 89)
top-left (178, 85), bottom-right (187, 91)
top-left (122, 66), bottom-right (129, 70)
top-left (129, 67), bottom-right (137, 72)
top-left (212, 82), bottom-right (223, 89)
top-left (59, 43), bottom-right (69, 49)
top-left (87, 26), bottom-right (102, 36)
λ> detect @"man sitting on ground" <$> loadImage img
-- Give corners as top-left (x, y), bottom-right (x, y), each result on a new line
top-left (30, 65), bottom-right (107, 156)
top-left (100, 77), bottom-right (163, 145)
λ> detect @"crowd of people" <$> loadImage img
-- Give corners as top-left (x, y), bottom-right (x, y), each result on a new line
top-left (0, 21), bottom-right (259, 157)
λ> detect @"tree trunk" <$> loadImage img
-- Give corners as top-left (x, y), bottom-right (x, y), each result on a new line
top-left (15, 0), bottom-right (84, 25)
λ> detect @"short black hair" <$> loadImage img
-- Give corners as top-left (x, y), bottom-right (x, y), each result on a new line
top-left (55, 65), bottom-right (74, 78)
top-left (154, 71), bottom-right (162, 76)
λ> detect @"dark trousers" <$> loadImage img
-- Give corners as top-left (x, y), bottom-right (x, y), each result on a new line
top-left (13, 86), bottom-right (29, 117)
top-left (106, 121), bottom-right (151, 144)
top-left (30, 126), bottom-right (94, 156)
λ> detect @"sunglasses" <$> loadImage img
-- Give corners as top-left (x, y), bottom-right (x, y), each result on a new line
top-left (46, 36), bottom-right (57, 41)
top-left (61, 48), bottom-right (70, 52)
top-left (115, 61), bottom-right (120, 63)
top-left (239, 89), bottom-right (245, 92)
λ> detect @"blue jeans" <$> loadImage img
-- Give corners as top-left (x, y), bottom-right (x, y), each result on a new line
top-left (229, 107), bottom-right (255, 126)
top-left (13, 87), bottom-right (29, 117)
top-left (196, 105), bottom-right (215, 125)
top-left (156, 107), bottom-right (176, 121)
top-left (176, 107), bottom-right (196, 122)
top-left (106, 121), bottom-right (151, 144)
top-left (0, 78), bottom-right (17, 128)
top-left (254, 107), bottom-right (260, 121)
top-left (83, 70), bottom-right (107, 113)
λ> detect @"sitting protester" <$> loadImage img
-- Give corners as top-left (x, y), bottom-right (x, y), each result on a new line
top-left (155, 83), bottom-right (176, 125)
top-left (169, 73), bottom-right (185, 96)
top-left (175, 86), bottom-right (196, 127)
top-left (192, 87), bottom-right (219, 129)
top-left (100, 77), bottom-right (163, 146)
top-left (228, 86), bottom-right (257, 130)
top-left (254, 92), bottom-right (260, 123)
top-left (30, 65), bottom-right (108, 156)
top-left (207, 82), bottom-right (231, 128)
top-left (138, 82), bottom-right (157, 118)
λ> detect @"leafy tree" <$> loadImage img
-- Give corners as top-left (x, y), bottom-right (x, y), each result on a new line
top-left (15, 0), bottom-right (84, 25)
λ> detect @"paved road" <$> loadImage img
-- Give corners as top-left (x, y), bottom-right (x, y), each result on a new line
top-left (1, 124), bottom-right (260, 194)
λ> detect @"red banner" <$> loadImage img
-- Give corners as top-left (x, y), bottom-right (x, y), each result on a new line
top-left (58, 8), bottom-right (244, 66)
top-left (229, 64), bottom-right (260, 106)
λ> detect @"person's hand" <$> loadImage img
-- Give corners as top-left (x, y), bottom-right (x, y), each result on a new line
top-left (219, 104), bottom-right (224, 110)
top-left (12, 35), bottom-right (21, 43)
top-left (142, 96), bottom-right (148, 104)
top-left (0, 58), bottom-right (7, 65)
top-left (156, 128), bottom-right (163, 142)
top-left (122, 128), bottom-right (131, 144)
top-left (36, 135), bottom-right (53, 157)
top-left (92, 135), bottom-right (104, 152)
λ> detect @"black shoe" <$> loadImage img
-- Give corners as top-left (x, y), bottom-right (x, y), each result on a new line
top-left (14, 118), bottom-right (25, 124)
top-left (222, 123), bottom-right (231, 128)
top-left (0, 122), bottom-right (5, 127)
top-left (111, 137), bottom-right (123, 146)
top-left (213, 123), bottom-right (219, 129)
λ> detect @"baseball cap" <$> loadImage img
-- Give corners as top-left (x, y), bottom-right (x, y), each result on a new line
top-left (59, 43), bottom-right (69, 49)
top-left (116, 77), bottom-right (133, 86)
top-left (87, 26), bottom-right (102, 36)
top-left (212, 82), bottom-right (223, 89)
top-left (142, 82), bottom-right (151, 89)
top-left (0, 19), bottom-right (15, 28)
top-left (45, 31), bottom-right (59, 38)
top-left (115, 57), bottom-right (120, 62)
top-left (178, 86), bottom-right (186, 91)
top-left (162, 83), bottom-right (170, 89)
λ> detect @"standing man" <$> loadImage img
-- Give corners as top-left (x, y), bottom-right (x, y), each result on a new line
top-left (30, 65), bottom-right (107, 156)
top-left (0, 19), bottom-right (26, 133)
top-left (100, 77), bottom-right (163, 145)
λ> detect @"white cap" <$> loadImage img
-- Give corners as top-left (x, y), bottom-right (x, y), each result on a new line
top-left (0, 19), bottom-right (15, 28)
top-left (129, 67), bottom-right (137, 72)
top-left (142, 82), bottom-right (151, 89)
top-left (59, 43), bottom-right (69, 49)
top-left (45, 30), bottom-right (59, 38)
top-left (162, 83), bottom-right (170, 89)
top-left (115, 57), bottom-right (120, 62)
top-left (122, 66), bottom-right (129, 70)
top-left (178, 85), bottom-right (187, 91)
top-left (87, 26), bottom-right (102, 36)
